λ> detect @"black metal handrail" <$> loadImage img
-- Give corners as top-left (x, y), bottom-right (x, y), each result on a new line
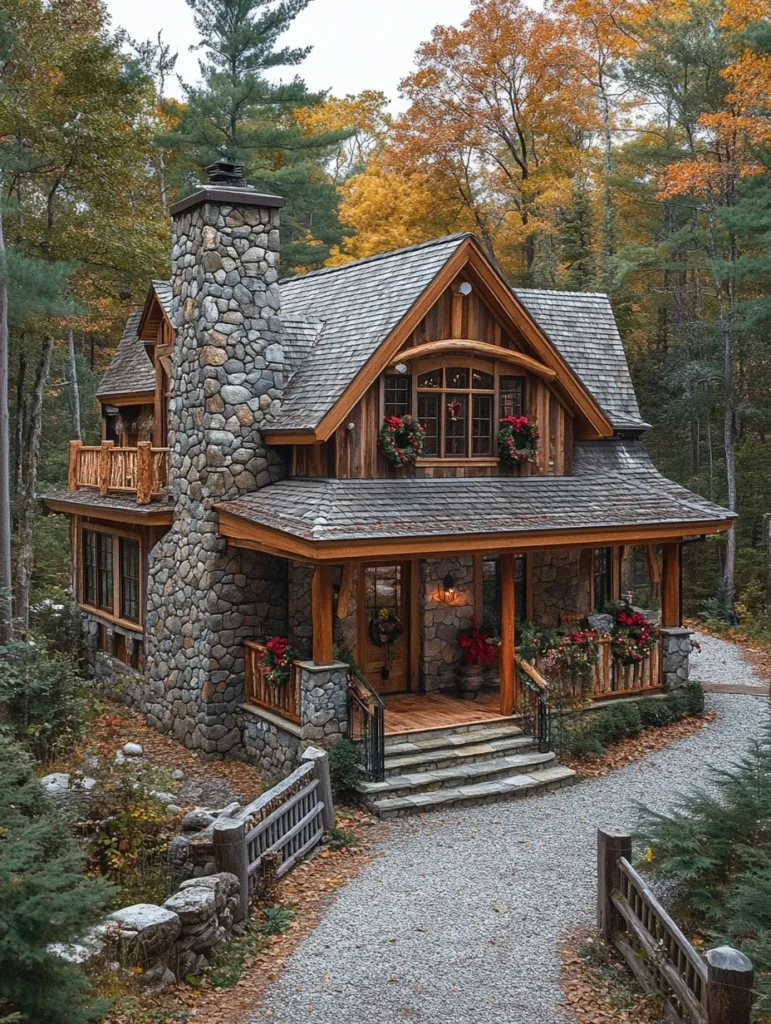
top-left (517, 658), bottom-right (553, 754)
top-left (346, 663), bottom-right (385, 781)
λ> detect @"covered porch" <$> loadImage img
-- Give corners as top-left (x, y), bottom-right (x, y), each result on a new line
top-left (215, 472), bottom-right (727, 741)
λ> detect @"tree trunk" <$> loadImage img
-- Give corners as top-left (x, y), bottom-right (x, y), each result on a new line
top-left (66, 327), bottom-right (81, 440)
top-left (15, 335), bottom-right (53, 635)
top-left (14, 349), bottom-right (26, 494)
top-left (0, 209), bottom-right (12, 642)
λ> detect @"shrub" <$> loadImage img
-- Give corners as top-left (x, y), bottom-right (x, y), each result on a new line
top-left (29, 591), bottom-right (84, 661)
top-left (637, 697), bottom-right (675, 728)
top-left (561, 716), bottom-right (607, 757)
top-left (676, 681), bottom-right (705, 716)
top-left (0, 640), bottom-right (88, 762)
top-left (327, 739), bottom-right (362, 798)
top-left (597, 702), bottom-right (642, 745)
top-left (0, 737), bottom-right (112, 1024)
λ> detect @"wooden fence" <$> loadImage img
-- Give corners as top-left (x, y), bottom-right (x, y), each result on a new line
top-left (212, 747), bottom-right (334, 923)
top-left (68, 439), bottom-right (169, 504)
top-left (244, 640), bottom-right (302, 724)
top-left (598, 828), bottom-right (754, 1024)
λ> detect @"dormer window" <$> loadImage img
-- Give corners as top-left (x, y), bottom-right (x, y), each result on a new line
top-left (384, 364), bottom-right (526, 461)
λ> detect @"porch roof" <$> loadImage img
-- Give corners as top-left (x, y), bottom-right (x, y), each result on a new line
top-left (43, 490), bottom-right (173, 526)
top-left (216, 441), bottom-right (733, 559)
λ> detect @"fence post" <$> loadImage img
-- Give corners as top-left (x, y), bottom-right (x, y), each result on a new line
top-left (707, 947), bottom-right (754, 1024)
top-left (597, 827), bottom-right (632, 941)
top-left (136, 441), bottom-right (152, 504)
top-left (68, 439), bottom-right (83, 491)
top-left (213, 818), bottom-right (249, 923)
top-left (301, 745), bottom-right (335, 831)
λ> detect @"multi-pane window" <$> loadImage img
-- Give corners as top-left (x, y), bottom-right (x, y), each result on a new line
top-left (81, 528), bottom-right (142, 625)
top-left (481, 554), bottom-right (528, 633)
top-left (389, 365), bottom-right (526, 461)
top-left (593, 547), bottom-right (613, 612)
top-left (384, 374), bottom-right (411, 418)
top-left (120, 539), bottom-right (140, 623)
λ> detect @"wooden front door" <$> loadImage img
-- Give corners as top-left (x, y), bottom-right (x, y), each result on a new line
top-left (358, 563), bottom-right (412, 695)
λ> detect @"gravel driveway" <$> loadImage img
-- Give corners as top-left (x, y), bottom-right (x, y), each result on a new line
top-left (690, 629), bottom-right (767, 687)
top-left (249, 686), bottom-right (767, 1023)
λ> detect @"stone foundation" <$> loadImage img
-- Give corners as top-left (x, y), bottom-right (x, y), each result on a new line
top-left (243, 711), bottom-right (301, 780)
top-left (660, 626), bottom-right (693, 689)
top-left (421, 557), bottom-right (474, 693)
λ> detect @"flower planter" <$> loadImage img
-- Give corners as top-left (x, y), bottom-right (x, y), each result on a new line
top-left (457, 662), bottom-right (486, 700)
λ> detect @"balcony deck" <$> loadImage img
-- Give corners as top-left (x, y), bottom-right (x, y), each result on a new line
top-left (68, 440), bottom-right (169, 505)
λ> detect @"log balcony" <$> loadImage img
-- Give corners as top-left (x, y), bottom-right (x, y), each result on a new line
top-left (244, 640), bottom-right (303, 725)
top-left (67, 439), bottom-right (170, 505)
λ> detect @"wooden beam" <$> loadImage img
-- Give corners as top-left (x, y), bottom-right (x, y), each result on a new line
top-left (391, 339), bottom-right (557, 381)
top-left (136, 442), bottom-right (152, 505)
top-left (68, 440), bottom-right (82, 492)
top-left (98, 391), bottom-right (155, 407)
top-left (661, 541), bottom-right (682, 627)
top-left (216, 507), bottom-right (733, 564)
top-left (500, 553), bottom-right (516, 716)
top-left (312, 564), bottom-right (334, 665)
top-left (337, 564), bottom-right (354, 619)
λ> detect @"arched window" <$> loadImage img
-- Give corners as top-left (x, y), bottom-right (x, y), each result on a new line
top-left (384, 364), bottom-right (525, 460)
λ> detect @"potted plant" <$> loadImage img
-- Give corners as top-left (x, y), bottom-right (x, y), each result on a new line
top-left (457, 618), bottom-right (497, 699)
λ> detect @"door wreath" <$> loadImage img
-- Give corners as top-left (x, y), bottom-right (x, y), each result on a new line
top-left (370, 607), bottom-right (403, 646)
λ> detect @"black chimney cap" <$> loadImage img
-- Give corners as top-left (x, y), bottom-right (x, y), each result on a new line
top-left (206, 160), bottom-right (246, 185)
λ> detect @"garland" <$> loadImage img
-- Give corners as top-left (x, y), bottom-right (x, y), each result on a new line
top-left (611, 609), bottom-right (660, 665)
top-left (260, 636), bottom-right (295, 687)
top-left (554, 629), bottom-right (599, 686)
top-left (497, 415), bottom-right (540, 464)
top-left (370, 607), bottom-right (403, 646)
top-left (378, 414), bottom-right (426, 468)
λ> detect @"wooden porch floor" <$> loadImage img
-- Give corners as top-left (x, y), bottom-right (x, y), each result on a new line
top-left (382, 691), bottom-right (512, 736)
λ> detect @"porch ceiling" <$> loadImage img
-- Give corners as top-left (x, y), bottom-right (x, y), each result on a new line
top-left (215, 472), bottom-right (734, 561)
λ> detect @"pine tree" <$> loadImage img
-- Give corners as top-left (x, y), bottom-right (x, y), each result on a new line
top-left (169, 0), bottom-right (348, 270)
top-left (559, 181), bottom-right (597, 291)
top-left (0, 738), bottom-right (112, 1023)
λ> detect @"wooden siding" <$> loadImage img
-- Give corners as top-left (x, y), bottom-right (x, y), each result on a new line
top-left (293, 279), bottom-right (575, 480)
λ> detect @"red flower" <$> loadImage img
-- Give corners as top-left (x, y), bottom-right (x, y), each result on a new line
top-left (384, 414), bottom-right (403, 431)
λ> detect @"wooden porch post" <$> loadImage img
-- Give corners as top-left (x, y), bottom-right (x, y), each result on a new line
top-left (661, 542), bottom-right (682, 628)
top-left (500, 553), bottom-right (516, 716)
top-left (312, 564), bottom-right (334, 665)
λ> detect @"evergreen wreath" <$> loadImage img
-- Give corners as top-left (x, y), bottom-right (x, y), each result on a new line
top-left (259, 636), bottom-right (295, 687)
top-left (497, 415), bottom-right (540, 464)
top-left (370, 607), bottom-right (403, 646)
top-left (378, 414), bottom-right (426, 467)
top-left (611, 609), bottom-right (660, 665)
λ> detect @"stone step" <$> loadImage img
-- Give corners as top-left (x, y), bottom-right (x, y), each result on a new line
top-left (384, 721), bottom-right (524, 757)
top-left (384, 734), bottom-right (536, 776)
top-left (359, 750), bottom-right (557, 800)
top-left (369, 765), bottom-right (578, 818)
top-left (384, 717), bottom-right (521, 750)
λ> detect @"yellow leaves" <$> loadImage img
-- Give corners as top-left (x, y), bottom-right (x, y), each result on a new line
top-left (644, 846), bottom-right (655, 863)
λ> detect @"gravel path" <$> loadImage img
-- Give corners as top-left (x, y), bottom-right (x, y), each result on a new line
top-left (690, 629), bottom-right (767, 687)
top-left (249, 691), bottom-right (767, 1023)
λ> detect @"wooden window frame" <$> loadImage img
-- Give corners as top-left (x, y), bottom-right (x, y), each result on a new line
top-left (382, 358), bottom-right (529, 465)
top-left (591, 546), bottom-right (620, 612)
top-left (474, 553), bottom-right (531, 628)
top-left (77, 523), bottom-right (145, 631)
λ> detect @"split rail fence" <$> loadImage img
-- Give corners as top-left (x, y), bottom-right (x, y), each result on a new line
top-left (598, 828), bottom-right (754, 1024)
top-left (212, 747), bottom-right (334, 922)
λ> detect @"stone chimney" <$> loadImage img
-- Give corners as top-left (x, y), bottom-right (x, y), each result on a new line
top-left (143, 167), bottom-right (288, 758)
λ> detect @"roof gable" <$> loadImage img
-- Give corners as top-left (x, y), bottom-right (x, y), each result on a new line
top-left (96, 309), bottom-right (155, 399)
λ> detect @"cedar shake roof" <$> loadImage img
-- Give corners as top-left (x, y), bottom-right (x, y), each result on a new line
top-left (514, 289), bottom-right (646, 431)
top-left (216, 439), bottom-right (733, 543)
top-left (96, 309), bottom-right (155, 399)
top-left (97, 235), bottom-right (648, 431)
top-left (274, 234), bottom-right (472, 431)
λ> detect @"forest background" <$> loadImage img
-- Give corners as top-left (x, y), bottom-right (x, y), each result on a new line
top-left (1, 0), bottom-right (770, 635)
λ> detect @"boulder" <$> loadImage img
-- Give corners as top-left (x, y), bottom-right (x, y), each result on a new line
top-left (181, 808), bottom-right (216, 832)
top-left (163, 885), bottom-right (217, 927)
top-left (123, 742), bottom-right (144, 757)
top-left (587, 613), bottom-right (615, 635)
top-left (108, 904), bottom-right (181, 962)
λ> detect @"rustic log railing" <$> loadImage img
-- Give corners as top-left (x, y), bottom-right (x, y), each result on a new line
top-left (597, 828), bottom-right (755, 1024)
top-left (213, 748), bottom-right (335, 918)
top-left (532, 634), bottom-right (662, 703)
top-left (243, 640), bottom-right (302, 724)
top-left (68, 439), bottom-right (169, 505)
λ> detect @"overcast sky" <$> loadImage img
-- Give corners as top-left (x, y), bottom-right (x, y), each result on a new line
top-left (104, 0), bottom-right (478, 108)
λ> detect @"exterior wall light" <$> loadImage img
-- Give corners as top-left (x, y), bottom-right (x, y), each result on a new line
top-left (439, 572), bottom-right (460, 604)
top-left (458, 281), bottom-right (473, 296)
top-left (395, 362), bottom-right (408, 374)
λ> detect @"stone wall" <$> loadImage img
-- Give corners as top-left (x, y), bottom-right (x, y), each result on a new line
top-left (530, 548), bottom-right (592, 626)
top-left (421, 557), bottom-right (474, 692)
top-left (287, 560), bottom-right (314, 659)
top-left (144, 188), bottom-right (286, 760)
top-left (243, 712), bottom-right (301, 780)
top-left (660, 626), bottom-right (693, 690)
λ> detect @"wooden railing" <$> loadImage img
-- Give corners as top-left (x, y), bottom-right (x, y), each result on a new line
top-left (244, 640), bottom-right (302, 724)
top-left (68, 440), bottom-right (169, 505)
top-left (533, 634), bottom-right (662, 703)
top-left (598, 828), bottom-right (754, 1024)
